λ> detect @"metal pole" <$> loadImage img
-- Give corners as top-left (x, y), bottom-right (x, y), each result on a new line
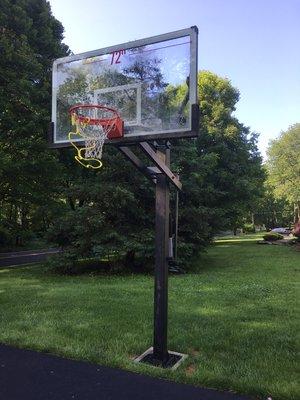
top-left (153, 146), bottom-right (170, 362)
top-left (174, 179), bottom-right (179, 261)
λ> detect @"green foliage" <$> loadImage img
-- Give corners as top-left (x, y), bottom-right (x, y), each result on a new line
top-left (267, 124), bottom-right (300, 222)
top-left (243, 223), bottom-right (255, 233)
top-left (0, 226), bottom-right (12, 246)
top-left (47, 145), bottom-right (156, 269)
top-left (255, 177), bottom-right (293, 229)
top-left (263, 232), bottom-right (284, 241)
top-left (0, 2), bottom-right (265, 269)
top-left (172, 72), bottom-right (265, 252)
top-left (48, 206), bottom-right (105, 254)
top-left (44, 251), bottom-right (77, 275)
top-left (0, 0), bottom-right (69, 248)
top-left (45, 253), bottom-right (127, 275)
top-left (48, 71), bottom-right (265, 271)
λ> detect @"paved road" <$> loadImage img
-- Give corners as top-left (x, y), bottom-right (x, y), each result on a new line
top-left (0, 249), bottom-right (60, 267)
top-left (0, 344), bottom-right (251, 400)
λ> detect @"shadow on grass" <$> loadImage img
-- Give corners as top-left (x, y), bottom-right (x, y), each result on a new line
top-left (0, 240), bottom-right (298, 399)
top-left (44, 255), bottom-right (155, 277)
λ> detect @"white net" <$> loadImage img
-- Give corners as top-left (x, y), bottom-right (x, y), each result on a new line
top-left (69, 105), bottom-right (119, 168)
top-left (77, 123), bottom-right (108, 160)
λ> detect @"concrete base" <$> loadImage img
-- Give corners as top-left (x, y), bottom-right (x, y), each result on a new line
top-left (134, 347), bottom-right (188, 370)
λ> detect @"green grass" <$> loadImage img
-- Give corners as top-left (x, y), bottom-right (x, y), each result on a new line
top-left (0, 235), bottom-right (299, 399)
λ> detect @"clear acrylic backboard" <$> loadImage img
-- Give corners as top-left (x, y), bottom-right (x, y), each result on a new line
top-left (50, 27), bottom-right (198, 147)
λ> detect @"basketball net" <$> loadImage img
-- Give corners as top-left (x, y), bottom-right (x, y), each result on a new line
top-left (68, 105), bottom-right (119, 169)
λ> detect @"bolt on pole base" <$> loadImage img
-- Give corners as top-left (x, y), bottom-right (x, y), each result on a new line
top-left (134, 347), bottom-right (188, 370)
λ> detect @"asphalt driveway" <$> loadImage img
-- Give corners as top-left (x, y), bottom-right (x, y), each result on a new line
top-left (0, 344), bottom-right (251, 400)
top-left (0, 249), bottom-right (60, 267)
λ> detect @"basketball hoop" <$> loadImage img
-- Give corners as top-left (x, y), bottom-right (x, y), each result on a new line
top-left (68, 104), bottom-right (123, 169)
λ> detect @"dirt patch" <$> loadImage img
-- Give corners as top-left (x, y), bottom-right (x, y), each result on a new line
top-left (185, 364), bottom-right (197, 376)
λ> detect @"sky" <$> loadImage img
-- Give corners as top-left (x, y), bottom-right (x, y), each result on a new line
top-left (49, 0), bottom-right (300, 159)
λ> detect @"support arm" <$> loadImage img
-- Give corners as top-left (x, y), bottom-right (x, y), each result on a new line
top-left (139, 142), bottom-right (182, 191)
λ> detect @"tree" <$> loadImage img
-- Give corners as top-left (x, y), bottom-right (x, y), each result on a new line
top-left (49, 71), bottom-right (265, 270)
top-left (0, 0), bottom-right (69, 245)
top-left (255, 179), bottom-right (293, 229)
top-left (267, 124), bottom-right (300, 223)
top-left (173, 72), bottom-right (265, 241)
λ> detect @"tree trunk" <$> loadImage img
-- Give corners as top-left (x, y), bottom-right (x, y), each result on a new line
top-left (295, 202), bottom-right (300, 223)
top-left (21, 206), bottom-right (29, 230)
top-left (124, 250), bottom-right (135, 268)
top-left (68, 197), bottom-right (75, 211)
top-left (273, 210), bottom-right (277, 226)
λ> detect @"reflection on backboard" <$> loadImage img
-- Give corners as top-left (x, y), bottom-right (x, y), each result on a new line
top-left (50, 27), bottom-right (198, 146)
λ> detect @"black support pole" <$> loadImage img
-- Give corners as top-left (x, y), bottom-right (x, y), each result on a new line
top-left (174, 175), bottom-right (179, 262)
top-left (153, 146), bottom-right (170, 362)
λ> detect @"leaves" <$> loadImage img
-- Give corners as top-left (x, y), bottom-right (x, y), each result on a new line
top-left (267, 124), bottom-right (300, 206)
top-left (0, 4), bottom-right (266, 267)
top-left (0, 0), bottom-right (69, 240)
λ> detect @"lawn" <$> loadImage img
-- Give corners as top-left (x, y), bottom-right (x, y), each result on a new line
top-left (0, 235), bottom-right (299, 399)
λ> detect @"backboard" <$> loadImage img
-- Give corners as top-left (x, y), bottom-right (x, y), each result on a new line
top-left (50, 27), bottom-right (198, 147)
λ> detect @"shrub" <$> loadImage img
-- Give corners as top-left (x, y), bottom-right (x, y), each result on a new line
top-left (44, 251), bottom-right (77, 274)
top-left (0, 227), bottom-right (12, 246)
top-left (44, 251), bottom-right (124, 275)
top-left (243, 223), bottom-right (255, 233)
top-left (263, 232), bottom-right (284, 241)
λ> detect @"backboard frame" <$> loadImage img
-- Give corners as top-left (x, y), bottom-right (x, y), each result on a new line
top-left (49, 26), bottom-right (199, 148)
